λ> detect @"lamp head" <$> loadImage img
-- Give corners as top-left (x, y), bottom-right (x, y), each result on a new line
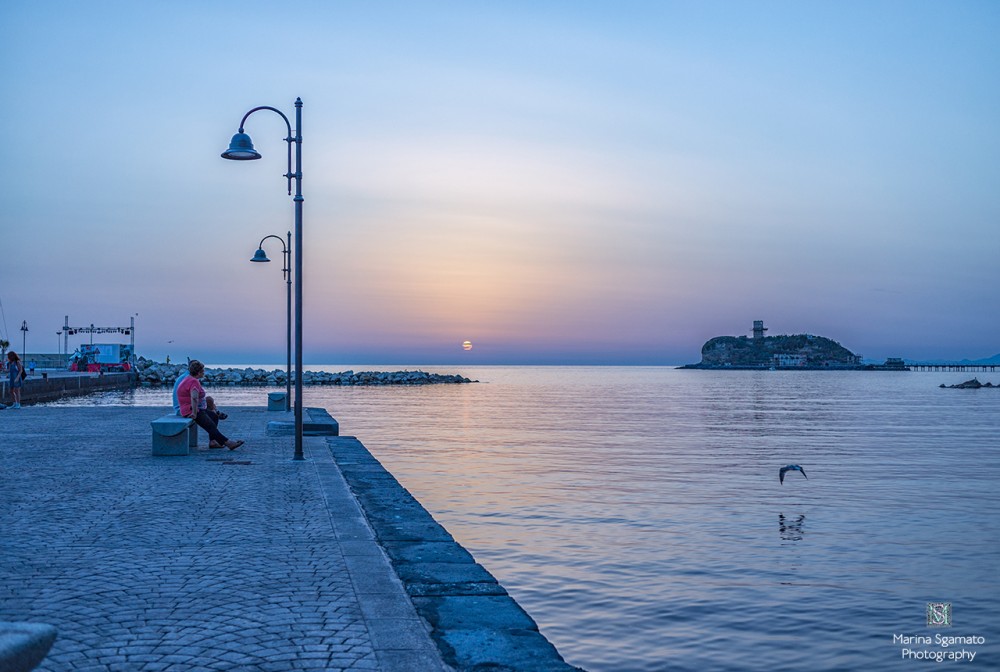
top-left (250, 248), bottom-right (271, 263)
top-left (222, 132), bottom-right (262, 160)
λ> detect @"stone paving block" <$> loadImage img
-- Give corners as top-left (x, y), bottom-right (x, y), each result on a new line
top-left (380, 540), bottom-right (476, 566)
top-left (437, 628), bottom-right (581, 672)
top-left (375, 650), bottom-right (448, 672)
top-left (413, 595), bottom-right (538, 632)
top-left (405, 581), bottom-right (508, 598)
top-left (370, 518), bottom-right (455, 542)
top-left (394, 561), bottom-right (498, 588)
top-left (337, 540), bottom-right (385, 557)
top-left (356, 595), bottom-right (419, 622)
top-left (344, 549), bottom-right (393, 572)
top-left (364, 618), bottom-right (439, 652)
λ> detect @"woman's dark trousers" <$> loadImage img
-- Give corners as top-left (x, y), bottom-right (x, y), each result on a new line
top-left (193, 410), bottom-right (229, 445)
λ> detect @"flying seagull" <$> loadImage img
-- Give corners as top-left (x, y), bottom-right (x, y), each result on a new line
top-left (779, 464), bottom-right (808, 484)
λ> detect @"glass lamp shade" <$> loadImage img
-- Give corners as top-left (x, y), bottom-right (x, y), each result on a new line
top-left (222, 132), bottom-right (262, 160)
top-left (250, 248), bottom-right (271, 262)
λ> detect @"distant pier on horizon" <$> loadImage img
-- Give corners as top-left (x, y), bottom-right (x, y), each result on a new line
top-left (909, 362), bottom-right (998, 373)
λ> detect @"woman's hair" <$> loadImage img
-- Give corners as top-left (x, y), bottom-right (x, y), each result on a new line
top-left (188, 360), bottom-right (205, 376)
top-left (7, 351), bottom-right (18, 362)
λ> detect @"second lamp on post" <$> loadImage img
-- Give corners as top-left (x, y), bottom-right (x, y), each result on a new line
top-left (222, 97), bottom-right (305, 461)
top-left (251, 232), bottom-right (292, 412)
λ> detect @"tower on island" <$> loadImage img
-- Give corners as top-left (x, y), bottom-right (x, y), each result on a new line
top-left (752, 320), bottom-right (767, 340)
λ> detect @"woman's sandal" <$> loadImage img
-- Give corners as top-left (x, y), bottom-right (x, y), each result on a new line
top-left (226, 440), bottom-right (245, 451)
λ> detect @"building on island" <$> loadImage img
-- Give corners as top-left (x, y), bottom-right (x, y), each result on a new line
top-left (773, 353), bottom-right (807, 368)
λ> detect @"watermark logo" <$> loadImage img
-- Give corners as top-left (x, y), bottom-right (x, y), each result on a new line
top-left (926, 602), bottom-right (952, 628)
top-left (892, 603), bottom-right (985, 662)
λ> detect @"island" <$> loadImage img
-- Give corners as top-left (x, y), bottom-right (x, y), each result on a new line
top-left (681, 321), bottom-right (908, 371)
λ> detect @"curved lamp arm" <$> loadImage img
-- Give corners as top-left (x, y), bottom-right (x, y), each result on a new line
top-left (254, 233), bottom-right (292, 279)
top-left (234, 106), bottom-right (295, 195)
top-left (257, 233), bottom-right (288, 253)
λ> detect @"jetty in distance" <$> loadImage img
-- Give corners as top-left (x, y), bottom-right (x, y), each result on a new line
top-left (681, 321), bottom-right (997, 372)
top-left (909, 362), bottom-right (998, 373)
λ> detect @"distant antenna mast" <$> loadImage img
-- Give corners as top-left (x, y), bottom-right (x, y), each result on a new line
top-left (753, 320), bottom-right (767, 340)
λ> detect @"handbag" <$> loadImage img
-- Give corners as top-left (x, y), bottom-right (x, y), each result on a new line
top-left (19, 366), bottom-right (26, 380)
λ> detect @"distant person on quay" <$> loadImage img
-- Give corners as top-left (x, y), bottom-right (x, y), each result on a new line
top-left (28, 360), bottom-right (36, 375)
top-left (6, 351), bottom-right (25, 408)
top-left (177, 360), bottom-right (244, 450)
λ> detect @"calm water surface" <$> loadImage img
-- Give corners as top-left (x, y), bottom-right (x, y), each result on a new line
top-left (55, 367), bottom-right (1000, 671)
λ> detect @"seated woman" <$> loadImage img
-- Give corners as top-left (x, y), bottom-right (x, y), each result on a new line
top-left (177, 360), bottom-right (244, 450)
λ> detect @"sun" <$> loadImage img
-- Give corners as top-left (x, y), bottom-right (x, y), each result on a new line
top-left (462, 340), bottom-right (473, 351)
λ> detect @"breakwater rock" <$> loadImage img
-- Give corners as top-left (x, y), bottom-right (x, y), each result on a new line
top-left (940, 378), bottom-right (997, 389)
top-left (134, 358), bottom-right (476, 387)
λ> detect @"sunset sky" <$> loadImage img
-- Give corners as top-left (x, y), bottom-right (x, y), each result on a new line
top-left (1, 1), bottom-right (997, 365)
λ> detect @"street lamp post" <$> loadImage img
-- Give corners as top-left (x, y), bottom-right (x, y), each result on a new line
top-left (20, 321), bottom-right (28, 359)
top-left (222, 98), bottom-right (305, 460)
top-left (251, 232), bottom-right (292, 412)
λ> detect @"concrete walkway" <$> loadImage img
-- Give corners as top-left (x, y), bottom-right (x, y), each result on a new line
top-left (0, 406), bottom-right (447, 671)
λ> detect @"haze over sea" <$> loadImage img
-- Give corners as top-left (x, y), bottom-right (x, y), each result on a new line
top-left (52, 365), bottom-right (1000, 671)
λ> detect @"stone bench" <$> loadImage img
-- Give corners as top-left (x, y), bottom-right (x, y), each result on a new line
top-left (151, 415), bottom-right (197, 456)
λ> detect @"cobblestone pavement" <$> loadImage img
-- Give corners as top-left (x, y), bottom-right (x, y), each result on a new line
top-left (0, 406), bottom-right (448, 671)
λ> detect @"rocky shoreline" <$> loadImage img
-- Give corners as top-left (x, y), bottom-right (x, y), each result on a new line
top-left (940, 378), bottom-right (997, 389)
top-left (134, 358), bottom-right (476, 387)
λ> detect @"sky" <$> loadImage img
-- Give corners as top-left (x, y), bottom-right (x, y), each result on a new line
top-left (1, 1), bottom-right (998, 365)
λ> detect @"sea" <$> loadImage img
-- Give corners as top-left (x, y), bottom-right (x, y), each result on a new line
top-left (47, 366), bottom-right (1000, 671)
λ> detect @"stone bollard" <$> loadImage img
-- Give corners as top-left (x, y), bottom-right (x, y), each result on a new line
top-left (267, 392), bottom-right (288, 411)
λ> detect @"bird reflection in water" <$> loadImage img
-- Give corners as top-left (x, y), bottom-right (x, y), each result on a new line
top-left (779, 514), bottom-right (806, 541)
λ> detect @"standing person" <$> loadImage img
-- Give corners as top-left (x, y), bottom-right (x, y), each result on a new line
top-left (177, 360), bottom-right (243, 450)
top-left (7, 351), bottom-right (24, 408)
top-left (28, 360), bottom-right (36, 376)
